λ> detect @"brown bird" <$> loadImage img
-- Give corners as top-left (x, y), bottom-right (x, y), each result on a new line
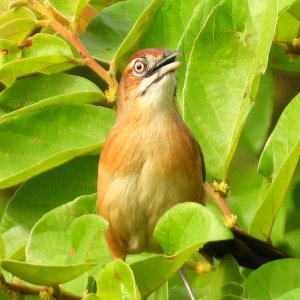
top-left (97, 48), bottom-right (289, 268)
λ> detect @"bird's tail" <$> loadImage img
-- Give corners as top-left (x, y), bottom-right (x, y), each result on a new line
top-left (201, 227), bottom-right (290, 269)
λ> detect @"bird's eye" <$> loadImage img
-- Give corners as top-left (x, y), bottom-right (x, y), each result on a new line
top-left (133, 60), bottom-right (146, 76)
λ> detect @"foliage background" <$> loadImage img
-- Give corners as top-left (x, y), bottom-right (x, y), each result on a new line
top-left (0, 0), bottom-right (299, 299)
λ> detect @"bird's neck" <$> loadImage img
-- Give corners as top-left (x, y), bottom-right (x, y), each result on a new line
top-left (116, 75), bottom-right (177, 121)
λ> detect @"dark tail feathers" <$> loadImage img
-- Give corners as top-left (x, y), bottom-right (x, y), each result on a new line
top-left (201, 227), bottom-right (290, 269)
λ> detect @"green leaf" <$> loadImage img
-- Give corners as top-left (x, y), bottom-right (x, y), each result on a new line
top-left (69, 214), bottom-right (108, 264)
top-left (0, 18), bottom-right (36, 43)
top-left (154, 202), bottom-right (233, 255)
top-left (128, 203), bottom-right (232, 298)
top-left (26, 194), bottom-right (109, 265)
top-left (180, 0), bottom-right (278, 179)
top-left (113, 0), bottom-right (164, 69)
top-left (0, 8), bottom-right (35, 26)
top-left (140, 0), bottom-right (215, 50)
top-left (0, 33), bottom-right (78, 86)
top-left (278, 0), bottom-right (299, 12)
top-left (249, 94), bottom-right (300, 239)
top-left (0, 0), bottom-right (10, 12)
top-left (278, 288), bottom-right (300, 300)
top-left (0, 155), bottom-right (99, 257)
top-left (275, 10), bottom-right (300, 41)
top-left (22, 33), bottom-right (72, 57)
top-left (0, 8), bottom-right (37, 43)
top-left (147, 282), bottom-right (168, 300)
top-left (203, 255), bottom-right (244, 300)
top-left (288, 0), bottom-right (300, 20)
top-left (48, 0), bottom-right (91, 19)
top-left (245, 258), bottom-right (300, 299)
top-left (1, 260), bottom-right (94, 286)
top-left (129, 251), bottom-right (196, 299)
top-left (81, 0), bottom-right (153, 63)
top-left (0, 73), bottom-right (104, 118)
top-left (97, 259), bottom-right (139, 300)
top-left (238, 71), bottom-right (273, 154)
top-left (0, 103), bottom-right (114, 189)
top-left (141, 0), bottom-right (278, 179)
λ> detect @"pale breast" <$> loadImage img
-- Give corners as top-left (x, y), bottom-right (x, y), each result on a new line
top-left (98, 109), bottom-right (205, 253)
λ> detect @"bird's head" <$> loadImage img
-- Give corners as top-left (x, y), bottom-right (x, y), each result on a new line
top-left (116, 48), bottom-right (181, 116)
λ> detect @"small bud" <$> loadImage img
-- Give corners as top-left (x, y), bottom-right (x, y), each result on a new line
top-left (211, 180), bottom-right (229, 195)
top-left (292, 38), bottom-right (300, 49)
top-left (193, 262), bottom-right (212, 274)
top-left (105, 86), bottom-right (117, 103)
top-left (223, 214), bottom-right (237, 228)
top-left (39, 287), bottom-right (54, 300)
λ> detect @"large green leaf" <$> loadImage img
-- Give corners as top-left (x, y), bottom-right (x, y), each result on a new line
top-left (154, 202), bottom-right (232, 255)
top-left (129, 203), bottom-right (232, 298)
top-left (140, 0), bottom-right (223, 130)
top-left (0, 103), bottom-right (114, 189)
top-left (1, 260), bottom-right (94, 286)
top-left (0, 73), bottom-right (104, 119)
top-left (141, 0), bottom-right (277, 179)
top-left (181, 0), bottom-right (277, 179)
top-left (0, 33), bottom-right (78, 86)
top-left (245, 259), bottom-right (300, 299)
top-left (0, 156), bottom-right (99, 258)
top-left (25, 194), bottom-right (110, 294)
top-left (81, 0), bottom-right (161, 64)
top-left (25, 194), bottom-right (109, 265)
top-left (249, 94), bottom-right (300, 240)
top-left (97, 259), bottom-right (139, 300)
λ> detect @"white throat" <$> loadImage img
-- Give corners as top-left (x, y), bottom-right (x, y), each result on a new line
top-left (138, 72), bottom-right (177, 111)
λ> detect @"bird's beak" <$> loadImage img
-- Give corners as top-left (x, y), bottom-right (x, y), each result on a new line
top-left (146, 50), bottom-right (182, 78)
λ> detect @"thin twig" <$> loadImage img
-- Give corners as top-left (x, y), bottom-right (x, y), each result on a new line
top-left (0, 274), bottom-right (81, 300)
top-left (204, 183), bottom-right (232, 217)
top-left (178, 268), bottom-right (196, 300)
top-left (204, 183), bottom-right (242, 230)
top-left (30, 1), bottom-right (117, 88)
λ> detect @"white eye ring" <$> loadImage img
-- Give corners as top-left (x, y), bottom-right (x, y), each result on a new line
top-left (133, 60), bottom-right (146, 75)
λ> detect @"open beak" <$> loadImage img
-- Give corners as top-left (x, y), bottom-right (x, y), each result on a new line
top-left (146, 50), bottom-right (182, 78)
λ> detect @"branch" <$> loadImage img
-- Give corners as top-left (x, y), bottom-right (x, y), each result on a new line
top-left (204, 182), bottom-right (241, 230)
top-left (0, 274), bottom-right (81, 300)
top-left (30, 1), bottom-right (118, 89)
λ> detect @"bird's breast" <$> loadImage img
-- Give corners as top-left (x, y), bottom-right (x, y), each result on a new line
top-left (98, 110), bottom-right (205, 253)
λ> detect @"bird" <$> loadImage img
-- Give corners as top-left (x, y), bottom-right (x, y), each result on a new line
top-left (97, 48), bottom-right (289, 268)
